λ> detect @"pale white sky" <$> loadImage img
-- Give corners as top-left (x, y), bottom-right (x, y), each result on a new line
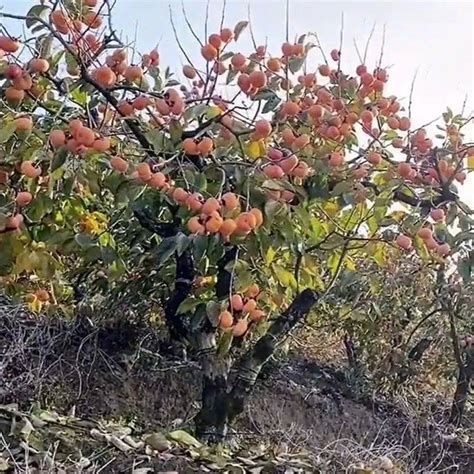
top-left (3, 0), bottom-right (473, 203)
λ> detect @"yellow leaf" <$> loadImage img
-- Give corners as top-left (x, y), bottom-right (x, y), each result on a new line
top-left (246, 140), bottom-right (265, 160)
top-left (28, 297), bottom-right (42, 313)
top-left (323, 201), bottom-right (340, 217)
top-left (467, 155), bottom-right (474, 170)
top-left (205, 106), bottom-right (222, 119)
top-left (265, 246), bottom-right (276, 264)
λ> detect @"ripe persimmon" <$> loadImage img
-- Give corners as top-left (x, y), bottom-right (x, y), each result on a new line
top-left (187, 216), bottom-right (205, 234)
top-left (219, 311), bottom-right (233, 329)
top-left (198, 137), bottom-right (214, 155)
top-left (76, 126), bottom-right (95, 146)
top-left (267, 58), bottom-right (281, 72)
top-left (249, 309), bottom-right (265, 321)
top-left (183, 138), bottom-right (199, 155)
top-left (49, 130), bottom-right (66, 148)
top-left (12, 72), bottom-right (32, 90)
top-left (93, 66), bottom-right (116, 88)
top-left (137, 163), bottom-right (152, 181)
top-left (367, 152), bottom-right (381, 165)
top-left (68, 119), bottom-right (83, 137)
top-left (132, 95), bottom-right (150, 110)
top-left (329, 152), bottom-right (343, 167)
top-left (245, 283), bottom-right (260, 298)
top-left (398, 162), bottom-right (413, 179)
top-left (396, 234), bottom-right (412, 250)
top-left (264, 164), bottom-right (285, 179)
top-left (232, 319), bottom-right (248, 337)
top-left (155, 98), bottom-right (171, 115)
top-left (235, 212), bottom-right (257, 234)
top-left (15, 191), bottom-right (33, 207)
top-left (20, 160), bottom-right (40, 178)
top-left (6, 214), bottom-right (24, 229)
top-left (124, 65), bottom-right (143, 82)
top-left (255, 119), bottom-right (272, 137)
top-left (293, 134), bottom-right (310, 150)
top-left (231, 294), bottom-right (244, 311)
top-left (5, 87), bottom-right (24, 103)
top-left (0, 35), bottom-right (20, 53)
top-left (35, 289), bottom-right (50, 302)
top-left (149, 172), bottom-right (167, 188)
top-left (430, 208), bottom-right (445, 222)
top-left (201, 43), bottom-right (218, 61)
top-left (231, 53), bottom-right (247, 69)
top-left (280, 155), bottom-right (298, 174)
top-left (242, 298), bottom-right (257, 314)
top-left (237, 73), bottom-right (251, 93)
top-left (292, 161), bottom-right (310, 177)
top-left (14, 116), bottom-right (33, 132)
top-left (173, 187), bottom-right (189, 204)
top-left (281, 42), bottom-right (293, 56)
top-left (29, 58), bottom-right (49, 73)
top-left (208, 33), bottom-right (222, 49)
top-left (206, 214), bottom-right (224, 233)
top-left (186, 193), bottom-right (203, 212)
top-left (318, 64), bottom-right (331, 76)
top-left (281, 128), bottom-right (296, 145)
top-left (92, 137), bottom-right (111, 152)
top-left (110, 156), bottom-right (129, 173)
top-left (220, 28), bottom-right (234, 43)
top-left (222, 192), bottom-right (240, 211)
top-left (417, 228), bottom-right (432, 240)
top-left (201, 197), bottom-right (221, 215)
top-left (219, 219), bottom-right (237, 238)
top-left (83, 11), bottom-right (102, 29)
top-left (249, 70), bottom-right (267, 89)
top-left (282, 101), bottom-right (300, 116)
top-left (183, 65), bottom-right (197, 79)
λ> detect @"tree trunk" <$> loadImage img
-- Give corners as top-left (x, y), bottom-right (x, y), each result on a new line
top-left (449, 349), bottom-right (473, 426)
top-left (194, 288), bottom-right (318, 441)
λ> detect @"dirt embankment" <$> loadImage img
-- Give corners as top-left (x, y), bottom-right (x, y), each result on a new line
top-left (1, 303), bottom-right (472, 472)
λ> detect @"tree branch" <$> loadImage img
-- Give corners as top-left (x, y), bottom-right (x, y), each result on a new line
top-left (226, 288), bottom-right (318, 423)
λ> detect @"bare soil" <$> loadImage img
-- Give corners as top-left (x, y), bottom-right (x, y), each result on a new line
top-left (1, 303), bottom-right (472, 472)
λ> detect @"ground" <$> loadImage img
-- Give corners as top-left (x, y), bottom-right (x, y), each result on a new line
top-left (0, 301), bottom-right (472, 472)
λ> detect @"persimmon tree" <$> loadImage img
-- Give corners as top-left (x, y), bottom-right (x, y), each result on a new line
top-left (1, 0), bottom-right (473, 440)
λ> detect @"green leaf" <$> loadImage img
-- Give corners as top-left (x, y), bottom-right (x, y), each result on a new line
top-left (167, 430), bottom-right (202, 448)
top-left (183, 104), bottom-right (209, 122)
top-left (177, 297), bottom-right (200, 314)
top-left (226, 67), bottom-right (239, 84)
top-left (332, 181), bottom-right (352, 196)
top-left (206, 301), bottom-right (221, 327)
top-left (458, 258), bottom-right (471, 282)
top-left (169, 120), bottom-right (183, 144)
top-left (75, 233), bottom-right (95, 249)
top-left (262, 94), bottom-right (282, 114)
top-left (220, 51), bottom-right (234, 61)
top-left (25, 195), bottom-right (54, 222)
top-left (155, 236), bottom-right (178, 265)
top-left (51, 148), bottom-right (68, 171)
top-left (0, 122), bottom-right (16, 144)
top-left (273, 265), bottom-right (297, 290)
top-left (217, 331), bottom-right (233, 356)
top-left (288, 56), bottom-right (305, 74)
top-left (25, 5), bottom-right (48, 28)
top-left (233, 20), bottom-right (249, 41)
top-left (145, 129), bottom-right (170, 152)
top-left (175, 232), bottom-right (190, 256)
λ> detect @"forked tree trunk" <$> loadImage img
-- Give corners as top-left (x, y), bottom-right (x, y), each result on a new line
top-left (195, 288), bottom-right (318, 442)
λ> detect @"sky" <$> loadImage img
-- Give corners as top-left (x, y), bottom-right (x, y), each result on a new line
top-left (2, 0), bottom-right (474, 203)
